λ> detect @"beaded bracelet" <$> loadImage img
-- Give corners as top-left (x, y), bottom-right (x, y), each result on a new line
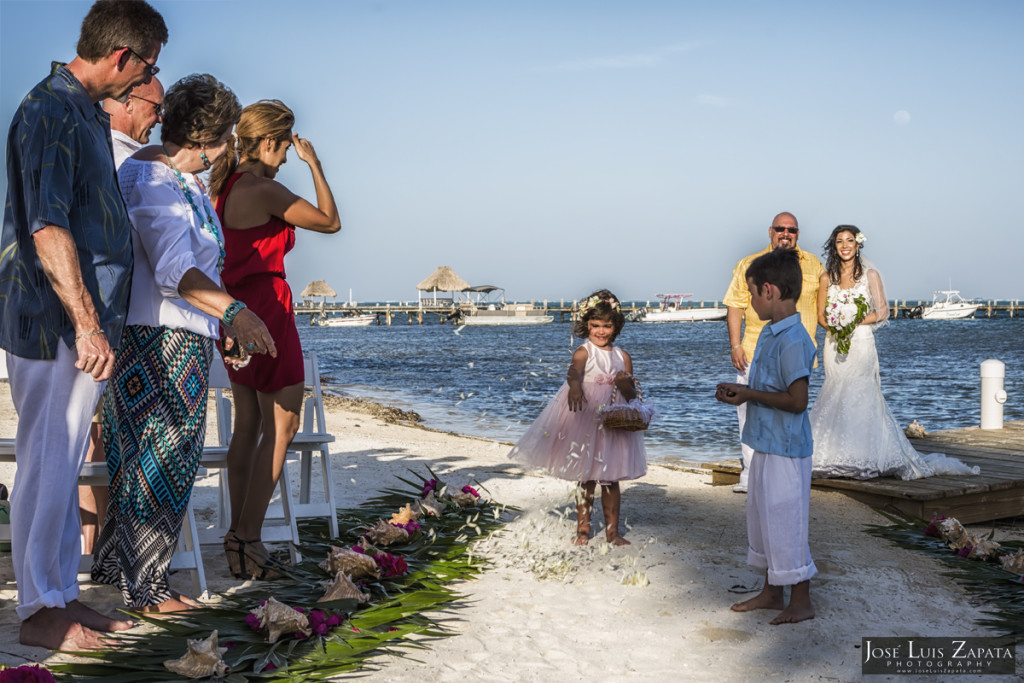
top-left (75, 329), bottom-right (105, 344)
top-left (222, 300), bottom-right (247, 327)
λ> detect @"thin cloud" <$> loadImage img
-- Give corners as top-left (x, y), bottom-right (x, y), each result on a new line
top-left (537, 42), bottom-right (703, 72)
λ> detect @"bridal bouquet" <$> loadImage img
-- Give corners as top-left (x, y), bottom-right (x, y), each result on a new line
top-left (825, 290), bottom-right (869, 354)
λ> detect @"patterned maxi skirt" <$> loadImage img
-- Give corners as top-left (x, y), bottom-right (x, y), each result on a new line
top-left (91, 325), bottom-right (213, 606)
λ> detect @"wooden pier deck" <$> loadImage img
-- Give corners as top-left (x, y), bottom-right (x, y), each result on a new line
top-left (703, 420), bottom-right (1024, 524)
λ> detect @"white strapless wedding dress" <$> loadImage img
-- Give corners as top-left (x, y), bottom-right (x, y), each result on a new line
top-left (810, 278), bottom-right (979, 480)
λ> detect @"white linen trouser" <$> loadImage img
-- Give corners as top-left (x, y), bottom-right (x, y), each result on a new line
top-left (746, 450), bottom-right (817, 586)
top-left (6, 343), bottom-right (105, 620)
top-left (735, 369), bottom-right (753, 488)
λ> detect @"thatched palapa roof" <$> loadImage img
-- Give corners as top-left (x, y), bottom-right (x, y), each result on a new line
top-left (416, 266), bottom-right (470, 292)
top-left (301, 280), bottom-right (337, 298)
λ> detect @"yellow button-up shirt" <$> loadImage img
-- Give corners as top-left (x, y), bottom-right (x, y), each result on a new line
top-left (723, 245), bottom-right (824, 362)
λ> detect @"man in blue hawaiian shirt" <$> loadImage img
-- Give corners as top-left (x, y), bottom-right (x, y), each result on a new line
top-left (0, 0), bottom-right (167, 652)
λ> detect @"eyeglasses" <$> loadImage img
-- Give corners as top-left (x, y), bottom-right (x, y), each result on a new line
top-left (772, 226), bottom-right (799, 234)
top-left (130, 94), bottom-right (163, 117)
top-left (121, 46), bottom-right (159, 77)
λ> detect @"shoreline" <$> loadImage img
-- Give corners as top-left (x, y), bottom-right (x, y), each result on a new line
top-left (1, 388), bottom-right (1022, 680)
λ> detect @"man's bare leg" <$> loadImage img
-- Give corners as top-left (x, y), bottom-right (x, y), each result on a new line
top-left (731, 571), bottom-right (785, 612)
top-left (771, 580), bottom-right (814, 625)
top-left (67, 600), bottom-right (133, 632)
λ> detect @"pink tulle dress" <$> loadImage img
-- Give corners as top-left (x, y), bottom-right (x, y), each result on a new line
top-left (510, 340), bottom-right (647, 482)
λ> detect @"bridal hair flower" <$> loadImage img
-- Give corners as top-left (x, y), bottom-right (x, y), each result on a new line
top-left (855, 232), bottom-right (866, 245)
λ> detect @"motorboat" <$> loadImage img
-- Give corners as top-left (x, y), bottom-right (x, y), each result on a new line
top-left (920, 290), bottom-right (979, 320)
top-left (457, 286), bottom-right (553, 325)
top-left (637, 293), bottom-right (727, 322)
top-left (311, 312), bottom-right (376, 327)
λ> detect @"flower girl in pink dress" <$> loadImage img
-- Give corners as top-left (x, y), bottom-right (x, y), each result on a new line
top-left (510, 289), bottom-right (648, 546)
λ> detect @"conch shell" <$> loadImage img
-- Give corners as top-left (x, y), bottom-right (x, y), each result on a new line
top-left (414, 491), bottom-right (444, 517)
top-left (999, 549), bottom-right (1024, 574)
top-left (250, 596), bottom-right (311, 642)
top-left (319, 571), bottom-right (370, 603)
top-left (938, 517), bottom-right (968, 546)
top-left (449, 491), bottom-right (479, 507)
top-left (364, 519), bottom-right (410, 546)
top-left (163, 630), bottom-right (230, 678)
top-left (391, 503), bottom-right (419, 524)
top-left (904, 420), bottom-right (926, 438)
top-left (967, 537), bottom-right (1001, 561)
top-left (320, 546), bottom-right (379, 580)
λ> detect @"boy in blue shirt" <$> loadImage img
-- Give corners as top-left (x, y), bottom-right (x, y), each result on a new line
top-left (716, 248), bottom-right (817, 625)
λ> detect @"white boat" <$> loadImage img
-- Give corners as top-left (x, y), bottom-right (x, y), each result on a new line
top-left (459, 286), bottom-right (553, 325)
top-left (311, 312), bottom-right (376, 327)
top-left (920, 290), bottom-right (979, 320)
top-left (638, 293), bottom-right (727, 322)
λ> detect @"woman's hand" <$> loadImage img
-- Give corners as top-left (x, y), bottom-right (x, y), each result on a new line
top-left (225, 308), bottom-right (277, 358)
top-left (291, 133), bottom-right (320, 166)
top-left (567, 384), bottom-right (586, 412)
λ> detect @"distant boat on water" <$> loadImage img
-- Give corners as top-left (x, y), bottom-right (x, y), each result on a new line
top-left (457, 286), bottom-right (553, 325)
top-left (916, 290), bottom-right (980, 320)
top-left (311, 312), bottom-right (377, 327)
top-left (635, 293), bottom-right (727, 322)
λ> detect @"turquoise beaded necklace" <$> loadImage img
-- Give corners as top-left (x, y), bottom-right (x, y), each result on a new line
top-left (162, 145), bottom-right (225, 271)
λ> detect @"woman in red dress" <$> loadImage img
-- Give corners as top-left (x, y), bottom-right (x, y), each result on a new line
top-left (209, 100), bottom-right (340, 578)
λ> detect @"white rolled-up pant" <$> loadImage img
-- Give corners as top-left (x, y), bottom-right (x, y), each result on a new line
top-left (746, 449), bottom-right (817, 586)
top-left (735, 369), bottom-right (753, 488)
top-left (6, 343), bottom-right (104, 620)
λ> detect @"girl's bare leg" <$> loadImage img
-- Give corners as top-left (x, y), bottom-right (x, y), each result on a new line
top-left (601, 482), bottom-right (630, 545)
top-left (574, 481), bottom-right (596, 545)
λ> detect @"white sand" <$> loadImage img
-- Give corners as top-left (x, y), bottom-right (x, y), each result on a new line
top-left (0, 383), bottom-right (1021, 681)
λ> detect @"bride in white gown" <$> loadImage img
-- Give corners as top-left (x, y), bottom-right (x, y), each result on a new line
top-left (810, 225), bottom-right (979, 480)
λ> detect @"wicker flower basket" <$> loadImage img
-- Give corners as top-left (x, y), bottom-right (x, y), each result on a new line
top-left (600, 379), bottom-right (653, 432)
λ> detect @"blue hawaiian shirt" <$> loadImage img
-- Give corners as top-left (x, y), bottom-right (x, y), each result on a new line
top-left (0, 62), bottom-right (133, 359)
top-left (741, 313), bottom-right (816, 458)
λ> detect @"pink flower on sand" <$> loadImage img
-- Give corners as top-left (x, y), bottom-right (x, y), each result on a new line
top-left (421, 478), bottom-right (439, 498)
top-left (245, 613), bottom-right (262, 631)
top-left (0, 665), bottom-right (56, 683)
top-left (461, 485), bottom-right (480, 498)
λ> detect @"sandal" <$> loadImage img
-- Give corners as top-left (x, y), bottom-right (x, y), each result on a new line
top-left (226, 537), bottom-right (287, 580)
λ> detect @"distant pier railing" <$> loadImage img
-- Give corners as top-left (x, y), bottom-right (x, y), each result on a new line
top-left (294, 299), bottom-right (1020, 325)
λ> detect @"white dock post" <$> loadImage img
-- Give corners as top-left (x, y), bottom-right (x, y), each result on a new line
top-left (980, 359), bottom-right (1008, 429)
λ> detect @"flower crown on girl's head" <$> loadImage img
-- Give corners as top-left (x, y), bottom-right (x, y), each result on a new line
top-left (582, 295), bottom-right (620, 316)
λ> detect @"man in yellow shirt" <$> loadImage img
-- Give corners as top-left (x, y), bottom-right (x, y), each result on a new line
top-left (723, 212), bottom-right (824, 492)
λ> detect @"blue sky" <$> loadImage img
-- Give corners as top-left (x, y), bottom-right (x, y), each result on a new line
top-left (2, 0), bottom-right (1022, 302)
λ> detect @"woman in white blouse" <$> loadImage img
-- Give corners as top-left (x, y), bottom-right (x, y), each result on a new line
top-left (91, 74), bottom-right (276, 614)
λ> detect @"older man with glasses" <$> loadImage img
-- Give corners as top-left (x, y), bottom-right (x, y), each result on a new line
top-left (0, 0), bottom-right (167, 651)
top-left (722, 212), bottom-right (824, 493)
top-left (102, 76), bottom-right (164, 167)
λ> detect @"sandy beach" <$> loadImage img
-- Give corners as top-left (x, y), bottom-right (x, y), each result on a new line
top-left (0, 383), bottom-right (1021, 681)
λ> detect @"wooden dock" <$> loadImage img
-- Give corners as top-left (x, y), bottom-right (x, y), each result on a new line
top-left (703, 420), bottom-right (1024, 524)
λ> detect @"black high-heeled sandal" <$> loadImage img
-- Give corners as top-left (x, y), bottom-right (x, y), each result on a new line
top-left (230, 538), bottom-right (287, 580)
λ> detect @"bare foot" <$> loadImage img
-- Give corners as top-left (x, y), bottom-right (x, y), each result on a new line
top-left (573, 529), bottom-right (590, 546)
top-left (606, 534), bottom-right (631, 546)
top-left (19, 607), bottom-right (107, 651)
top-left (67, 600), bottom-right (133, 632)
top-left (730, 590), bottom-right (785, 613)
top-left (134, 596), bottom-right (200, 615)
top-left (771, 603), bottom-right (815, 625)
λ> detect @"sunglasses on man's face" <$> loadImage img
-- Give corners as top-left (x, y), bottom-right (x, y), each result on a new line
top-left (120, 46), bottom-right (159, 77)
top-left (772, 227), bottom-right (799, 234)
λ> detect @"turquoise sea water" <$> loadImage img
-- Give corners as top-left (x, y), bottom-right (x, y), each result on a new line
top-left (298, 317), bottom-right (1023, 466)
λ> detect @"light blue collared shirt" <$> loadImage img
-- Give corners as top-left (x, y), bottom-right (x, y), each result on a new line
top-left (741, 313), bottom-right (816, 458)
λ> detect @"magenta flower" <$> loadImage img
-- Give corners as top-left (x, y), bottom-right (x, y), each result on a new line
top-left (421, 478), bottom-right (439, 498)
top-left (461, 485), bottom-right (480, 498)
top-left (327, 614), bottom-right (343, 627)
top-left (958, 546), bottom-right (972, 558)
top-left (0, 665), bottom-right (56, 683)
top-left (391, 519), bottom-right (421, 534)
top-left (375, 552), bottom-right (409, 578)
top-left (264, 661), bottom-right (277, 671)
top-left (245, 613), bottom-right (262, 631)
top-left (351, 545), bottom-right (366, 554)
